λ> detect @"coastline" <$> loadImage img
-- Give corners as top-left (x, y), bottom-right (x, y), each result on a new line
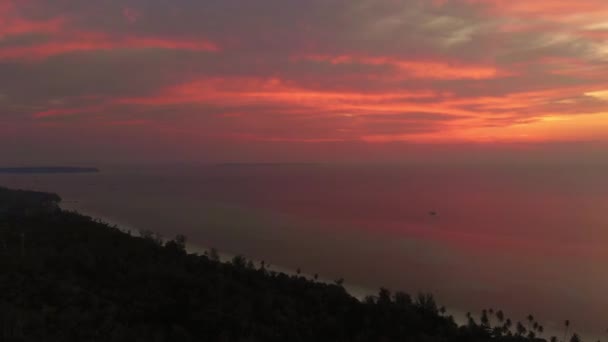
top-left (59, 201), bottom-right (376, 300)
top-left (57, 201), bottom-right (477, 336)
top-left (4, 180), bottom-right (600, 340)
top-left (55, 202), bottom-right (565, 340)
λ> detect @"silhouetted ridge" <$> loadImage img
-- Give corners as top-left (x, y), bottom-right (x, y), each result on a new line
top-left (0, 167), bottom-right (99, 174)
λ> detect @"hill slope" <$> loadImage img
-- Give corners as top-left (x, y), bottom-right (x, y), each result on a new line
top-left (0, 186), bottom-right (556, 342)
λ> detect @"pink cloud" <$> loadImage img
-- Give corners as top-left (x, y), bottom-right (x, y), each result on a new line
top-left (0, 3), bottom-right (219, 61)
top-left (296, 54), bottom-right (511, 80)
top-left (0, 32), bottom-right (219, 60)
top-left (3, 0), bottom-right (608, 147)
top-left (0, 1), bottom-right (64, 37)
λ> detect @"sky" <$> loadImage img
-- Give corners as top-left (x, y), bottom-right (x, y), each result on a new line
top-left (1, 0), bottom-right (608, 164)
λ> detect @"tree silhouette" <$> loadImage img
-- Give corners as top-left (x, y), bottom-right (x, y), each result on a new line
top-left (232, 254), bottom-right (247, 268)
top-left (394, 291), bottom-right (412, 307)
top-left (363, 295), bottom-right (376, 305)
top-left (481, 309), bottom-right (490, 328)
top-left (466, 312), bottom-right (476, 328)
top-left (564, 320), bottom-right (571, 342)
top-left (516, 322), bottom-right (527, 337)
top-left (527, 314), bottom-right (535, 330)
top-left (503, 318), bottom-right (513, 336)
top-left (209, 247), bottom-right (220, 262)
top-left (487, 308), bottom-right (495, 328)
top-left (0, 186), bottom-right (595, 342)
top-left (165, 234), bottom-right (187, 253)
top-left (496, 310), bottom-right (505, 324)
top-left (378, 288), bottom-right (392, 306)
top-left (174, 234), bottom-right (187, 250)
top-left (415, 293), bottom-right (438, 314)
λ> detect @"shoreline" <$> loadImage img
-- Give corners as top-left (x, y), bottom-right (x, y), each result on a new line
top-left (56, 202), bottom-right (565, 339)
top-left (59, 201), bottom-right (376, 300)
top-left (9, 185), bottom-right (598, 340)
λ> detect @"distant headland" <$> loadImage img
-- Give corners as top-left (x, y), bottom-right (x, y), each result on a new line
top-left (215, 162), bottom-right (320, 167)
top-left (0, 167), bottom-right (100, 174)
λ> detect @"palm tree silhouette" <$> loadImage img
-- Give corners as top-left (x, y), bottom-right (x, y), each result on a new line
top-left (466, 312), bottom-right (475, 327)
top-left (527, 314), bottom-right (535, 330)
top-left (481, 309), bottom-right (490, 328)
top-left (503, 318), bottom-right (512, 335)
top-left (496, 310), bottom-right (504, 324)
top-left (516, 322), bottom-right (527, 337)
top-left (487, 308), bottom-right (495, 328)
top-left (564, 320), bottom-right (571, 342)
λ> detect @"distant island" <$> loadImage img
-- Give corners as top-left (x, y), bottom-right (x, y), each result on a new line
top-left (0, 167), bottom-right (99, 174)
top-left (215, 162), bottom-right (320, 167)
top-left (0, 186), bottom-right (582, 341)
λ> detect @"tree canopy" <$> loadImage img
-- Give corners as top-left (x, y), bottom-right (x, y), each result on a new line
top-left (0, 187), bottom-right (581, 342)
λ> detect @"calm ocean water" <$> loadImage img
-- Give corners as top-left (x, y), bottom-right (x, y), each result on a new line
top-left (1, 163), bottom-right (607, 338)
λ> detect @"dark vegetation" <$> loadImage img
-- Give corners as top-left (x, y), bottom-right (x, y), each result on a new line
top-left (0, 167), bottom-right (99, 174)
top-left (0, 187), bottom-right (588, 341)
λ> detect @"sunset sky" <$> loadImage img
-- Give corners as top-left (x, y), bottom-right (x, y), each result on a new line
top-left (2, 0), bottom-right (608, 163)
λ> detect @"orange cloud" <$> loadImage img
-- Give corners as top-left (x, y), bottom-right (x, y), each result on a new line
top-left (0, 1), bottom-right (64, 37)
top-left (297, 55), bottom-right (509, 80)
top-left (99, 69), bottom-right (608, 143)
top-left (0, 2), bottom-right (219, 61)
top-left (6, 0), bottom-right (608, 147)
top-left (115, 77), bottom-right (439, 109)
top-left (0, 32), bottom-right (219, 60)
top-left (465, 0), bottom-right (608, 18)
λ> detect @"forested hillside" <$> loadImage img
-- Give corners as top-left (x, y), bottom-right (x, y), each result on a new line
top-left (0, 187), bottom-right (576, 342)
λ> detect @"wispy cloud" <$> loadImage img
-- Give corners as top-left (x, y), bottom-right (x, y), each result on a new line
top-left (1, 0), bottom-right (607, 158)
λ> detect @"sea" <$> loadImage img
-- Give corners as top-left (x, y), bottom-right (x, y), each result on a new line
top-left (1, 163), bottom-right (606, 339)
